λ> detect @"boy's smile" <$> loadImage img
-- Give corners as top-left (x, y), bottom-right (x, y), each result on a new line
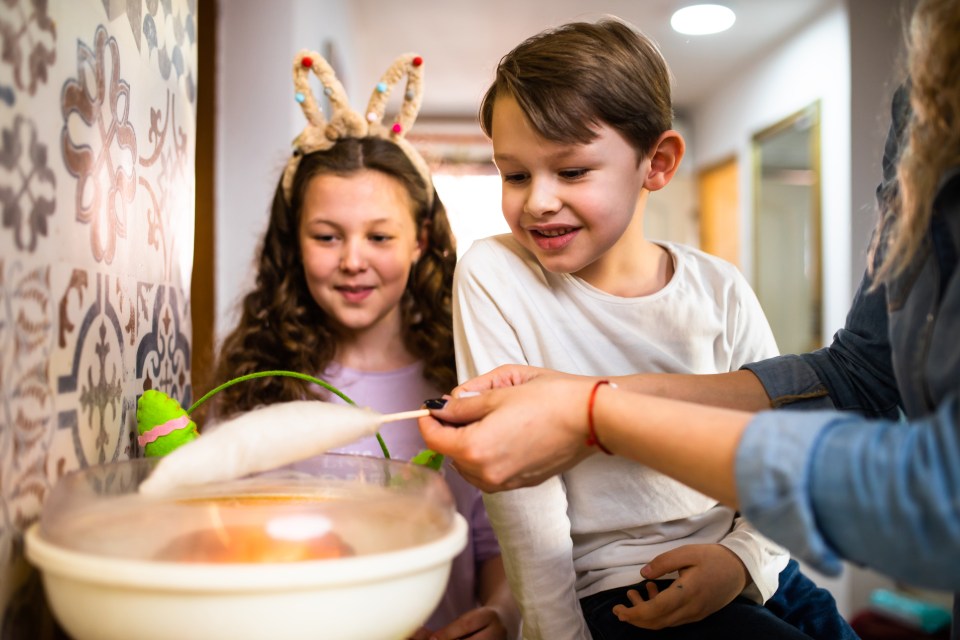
top-left (529, 224), bottom-right (581, 251)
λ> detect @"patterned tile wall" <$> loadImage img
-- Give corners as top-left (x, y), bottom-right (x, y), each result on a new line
top-left (0, 0), bottom-right (197, 635)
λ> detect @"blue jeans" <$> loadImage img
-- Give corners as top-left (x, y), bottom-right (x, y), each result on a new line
top-left (580, 579), bottom-right (814, 639)
top-left (765, 559), bottom-right (859, 640)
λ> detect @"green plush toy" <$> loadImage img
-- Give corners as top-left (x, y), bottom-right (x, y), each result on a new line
top-left (137, 389), bottom-right (199, 457)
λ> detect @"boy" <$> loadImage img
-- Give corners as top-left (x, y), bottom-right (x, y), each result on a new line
top-left (452, 18), bottom-right (853, 640)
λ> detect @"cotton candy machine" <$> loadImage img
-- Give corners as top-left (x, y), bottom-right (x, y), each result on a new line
top-left (25, 454), bottom-right (467, 640)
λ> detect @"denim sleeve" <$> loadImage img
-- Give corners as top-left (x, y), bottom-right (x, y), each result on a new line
top-left (737, 396), bottom-right (960, 591)
top-left (734, 410), bottom-right (843, 577)
top-left (743, 266), bottom-right (900, 418)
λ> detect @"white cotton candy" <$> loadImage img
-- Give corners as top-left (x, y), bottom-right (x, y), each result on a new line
top-left (139, 401), bottom-right (383, 496)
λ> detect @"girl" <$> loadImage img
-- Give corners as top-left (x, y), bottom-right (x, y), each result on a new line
top-left (209, 52), bottom-right (518, 640)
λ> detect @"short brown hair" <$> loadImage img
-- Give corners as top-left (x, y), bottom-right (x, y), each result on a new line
top-left (479, 18), bottom-right (673, 157)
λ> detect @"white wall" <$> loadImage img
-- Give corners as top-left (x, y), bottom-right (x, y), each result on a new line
top-left (690, 0), bottom-right (909, 344)
top-left (690, 4), bottom-right (851, 341)
top-left (847, 0), bottom-right (915, 290)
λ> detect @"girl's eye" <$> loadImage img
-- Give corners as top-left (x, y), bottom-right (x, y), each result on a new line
top-left (312, 234), bottom-right (338, 243)
top-left (369, 234), bottom-right (392, 243)
top-left (559, 168), bottom-right (589, 180)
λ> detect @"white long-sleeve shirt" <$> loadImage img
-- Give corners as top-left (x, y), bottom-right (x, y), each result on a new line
top-left (453, 235), bottom-right (790, 640)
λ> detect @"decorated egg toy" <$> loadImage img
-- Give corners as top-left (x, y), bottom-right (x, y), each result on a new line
top-left (137, 390), bottom-right (199, 457)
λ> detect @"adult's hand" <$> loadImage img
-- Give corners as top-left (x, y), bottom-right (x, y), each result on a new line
top-left (419, 374), bottom-right (597, 492)
top-left (452, 364), bottom-right (576, 395)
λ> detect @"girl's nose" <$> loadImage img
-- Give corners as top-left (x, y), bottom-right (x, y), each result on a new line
top-left (523, 178), bottom-right (561, 218)
top-left (339, 239), bottom-right (367, 272)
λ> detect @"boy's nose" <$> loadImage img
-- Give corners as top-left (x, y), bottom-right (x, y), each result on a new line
top-left (523, 180), bottom-right (561, 217)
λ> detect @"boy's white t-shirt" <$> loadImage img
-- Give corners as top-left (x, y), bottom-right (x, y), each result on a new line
top-left (454, 234), bottom-right (789, 640)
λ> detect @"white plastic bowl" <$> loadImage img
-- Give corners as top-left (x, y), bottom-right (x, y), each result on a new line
top-left (25, 455), bottom-right (467, 640)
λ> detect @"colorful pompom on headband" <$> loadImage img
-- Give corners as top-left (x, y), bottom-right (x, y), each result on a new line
top-left (282, 50), bottom-right (433, 207)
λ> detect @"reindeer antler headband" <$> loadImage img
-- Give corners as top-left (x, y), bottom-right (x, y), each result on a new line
top-left (282, 50), bottom-right (433, 207)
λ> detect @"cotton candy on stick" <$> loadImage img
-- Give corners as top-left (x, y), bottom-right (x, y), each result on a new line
top-left (138, 400), bottom-right (429, 496)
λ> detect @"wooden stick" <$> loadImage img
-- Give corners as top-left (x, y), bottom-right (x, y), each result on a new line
top-left (380, 408), bottom-right (431, 423)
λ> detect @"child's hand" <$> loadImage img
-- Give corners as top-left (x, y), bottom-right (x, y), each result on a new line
top-left (612, 544), bottom-right (749, 629)
top-left (426, 605), bottom-right (508, 640)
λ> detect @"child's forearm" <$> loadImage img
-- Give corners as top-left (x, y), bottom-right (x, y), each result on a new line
top-left (482, 480), bottom-right (589, 638)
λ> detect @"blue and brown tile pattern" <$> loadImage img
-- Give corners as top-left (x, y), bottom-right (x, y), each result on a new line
top-left (0, 0), bottom-right (197, 635)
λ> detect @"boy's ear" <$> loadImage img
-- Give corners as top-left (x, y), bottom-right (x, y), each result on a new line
top-left (643, 130), bottom-right (685, 192)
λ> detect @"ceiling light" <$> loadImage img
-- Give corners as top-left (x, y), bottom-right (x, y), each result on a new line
top-left (670, 4), bottom-right (736, 35)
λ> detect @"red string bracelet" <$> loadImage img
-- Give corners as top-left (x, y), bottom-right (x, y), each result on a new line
top-left (586, 380), bottom-right (615, 455)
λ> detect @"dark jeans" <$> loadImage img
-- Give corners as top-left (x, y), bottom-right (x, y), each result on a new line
top-left (765, 559), bottom-right (859, 640)
top-left (581, 579), bottom-right (814, 640)
top-left (580, 559), bottom-right (859, 640)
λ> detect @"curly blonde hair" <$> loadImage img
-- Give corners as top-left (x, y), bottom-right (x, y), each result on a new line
top-left (873, 0), bottom-right (960, 282)
top-left (206, 137), bottom-right (457, 420)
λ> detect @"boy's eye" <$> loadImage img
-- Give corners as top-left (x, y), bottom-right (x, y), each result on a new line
top-left (502, 172), bottom-right (528, 185)
top-left (559, 168), bottom-right (589, 180)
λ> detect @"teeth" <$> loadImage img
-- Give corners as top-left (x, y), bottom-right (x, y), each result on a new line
top-left (538, 228), bottom-right (571, 237)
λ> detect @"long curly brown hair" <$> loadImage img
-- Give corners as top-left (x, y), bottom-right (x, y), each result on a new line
top-left (206, 137), bottom-right (457, 420)
top-left (873, 0), bottom-right (960, 283)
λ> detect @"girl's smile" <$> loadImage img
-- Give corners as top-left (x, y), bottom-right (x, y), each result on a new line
top-left (334, 284), bottom-right (375, 303)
